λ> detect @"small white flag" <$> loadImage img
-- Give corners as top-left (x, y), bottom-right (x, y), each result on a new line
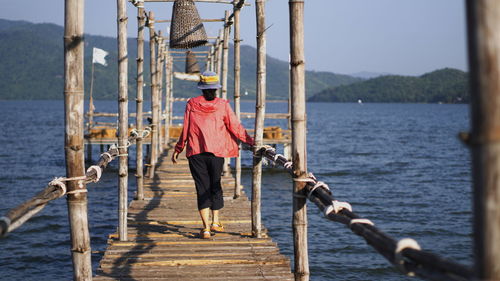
top-left (92, 47), bottom-right (108, 66)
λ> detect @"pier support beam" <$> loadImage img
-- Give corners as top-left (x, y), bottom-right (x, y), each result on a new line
top-left (135, 1), bottom-right (145, 200)
top-left (289, 0), bottom-right (309, 280)
top-left (157, 32), bottom-right (164, 154)
top-left (64, 0), bottom-right (92, 279)
top-left (222, 10), bottom-right (232, 177)
top-left (148, 12), bottom-right (159, 178)
top-left (251, 0), bottom-right (266, 238)
top-left (117, 0), bottom-right (129, 242)
top-left (233, 1), bottom-right (242, 198)
top-left (466, 1), bottom-right (500, 279)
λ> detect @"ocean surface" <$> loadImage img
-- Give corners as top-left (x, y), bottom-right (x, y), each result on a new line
top-left (0, 100), bottom-right (472, 280)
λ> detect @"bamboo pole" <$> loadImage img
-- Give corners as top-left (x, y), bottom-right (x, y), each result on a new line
top-left (289, 0), bottom-right (309, 280)
top-left (64, 0), bottom-right (92, 279)
top-left (163, 48), bottom-right (171, 149)
top-left (135, 2), bottom-right (145, 200)
top-left (148, 12), bottom-right (158, 178)
top-left (157, 33), bottom-right (164, 154)
top-left (117, 0), bottom-right (129, 242)
top-left (221, 11), bottom-right (231, 100)
top-left (466, 1), bottom-right (500, 279)
top-left (169, 57), bottom-right (174, 128)
top-left (222, 11), bottom-right (232, 177)
top-left (216, 29), bottom-right (224, 79)
top-left (251, 0), bottom-right (266, 238)
top-left (233, 1), bottom-right (242, 198)
top-left (209, 45), bottom-right (215, 72)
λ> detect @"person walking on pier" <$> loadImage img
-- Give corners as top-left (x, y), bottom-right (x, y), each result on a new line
top-left (172, 71), bottom-right (254, 239)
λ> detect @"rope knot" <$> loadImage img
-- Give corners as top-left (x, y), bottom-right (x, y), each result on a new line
top-left (86, 166), bottom-right (102, 183)
top-left (395, 238), bottom-right (421, 276)
top-left (324, 200), bottom-right (352, 216)
top-left (49, 177), bottom-right (67, 198)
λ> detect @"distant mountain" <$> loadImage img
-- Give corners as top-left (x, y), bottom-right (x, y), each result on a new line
top-left (308, 68), bottom-right (469, 103)
top-left (349, 71), bottom-right (392, 79)
top-left (0, 19), bottom-right (360, 100)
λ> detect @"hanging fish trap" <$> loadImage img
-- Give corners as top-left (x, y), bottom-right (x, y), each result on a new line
top-left (169, 0), bottom-right (208, 49)
top-left (185, 50), bottom-right (201, 73)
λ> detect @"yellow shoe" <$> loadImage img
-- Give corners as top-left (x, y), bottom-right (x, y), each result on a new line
top-left (200, 229), bottom-right (211, 239)
top-left (210, 222), bottom-right (224, 232)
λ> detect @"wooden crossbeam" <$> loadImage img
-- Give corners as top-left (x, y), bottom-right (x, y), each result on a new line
top-left (156, 18), bottom-right (224, 23)
top-left (142, 0), bottom-right (250, 5)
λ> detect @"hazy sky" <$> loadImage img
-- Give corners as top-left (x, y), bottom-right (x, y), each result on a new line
top-left (0, 0), bottom-right (468, 76)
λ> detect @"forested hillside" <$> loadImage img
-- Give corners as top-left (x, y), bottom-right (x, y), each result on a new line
top-left (0, 19), bottom-right (360, 100)
top-left (308, 68), bottom-right (469, 103)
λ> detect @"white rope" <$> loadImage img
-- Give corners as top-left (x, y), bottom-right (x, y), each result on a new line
top-left (395, 238), bottom-right (421, 276)
top-left (284, 161), bottom-right (293, 169)
top-left (293, 177), bottom-right (315, 182)
top-left (49, 177), bottom-right (67, 198)
top-left (101, 152), bottom-right (114, 161)
top-left (307, 181), bottom-right (330, 201)
top-left (142, 127), bottom-right (151, 138)
top-left (66, 189), bottom-right (88, 195)
top-left (350, 218), bottom-right (374, 226)
top-left (130, 129), bottom-right (139, 138)
top-left (86, 166), bottom-right (102, 183)
top-left (117, 140), bottom-right (131, 149)
top-left (273, 154), bottom-right (280, 162)
top-left (324, 200), bottom-right (352, 216)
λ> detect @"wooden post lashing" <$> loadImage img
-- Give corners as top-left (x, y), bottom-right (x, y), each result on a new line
top-left (148, 12), bottom-right (159, 178)
top-left (117, 0), bottom-right (129, 242)
top-left (64, 0), bottom-right (92, 279)
top-left (233, 1), bottom-right (242, 198)
top-left (135, 1), bottom-right (145, 200)
top-left (157, 32), bottom-right (164, 153)
top-left (251, 0), bottom-right (266, 238)
top-left (222, 10), bottom-right (232, 177)
top-left (289, 0), bottom-right (309, 280)
top-left (466, 1), bottom-right (500, 279)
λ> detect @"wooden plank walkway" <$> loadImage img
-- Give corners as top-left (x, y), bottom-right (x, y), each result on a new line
top-left (94, 149), bottom-right (293, 280)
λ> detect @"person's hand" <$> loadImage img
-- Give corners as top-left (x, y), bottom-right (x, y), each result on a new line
top-left (171, 151), bottom-right (179, 164)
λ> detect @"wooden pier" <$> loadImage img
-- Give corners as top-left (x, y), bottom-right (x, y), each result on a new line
top-left (94, 149), bottom-right (293, 281)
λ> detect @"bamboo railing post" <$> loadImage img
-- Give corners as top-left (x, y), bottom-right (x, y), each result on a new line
top-left (222, 11), bottom-right (232, 177)
top-left (466, 1), bottom-right (500, 279)
top-left (251, 0), bottom-right (266, 238)
top-left (135, 0), bottom-right (145, 200)
top-left (117, 0), bottom-right (129, 242)
top-left (163, 47), bottom-right (171, 148)
top-left (64, 0), bottom-right (92, 279)
top-left (157, 32), bottom-right (164, 153)
top-left (289, 0), bottom-right (309, 280)
top-left (148, 12), bottom-right (158, 178)
top-left (209, 45), bottom-right (215, 72)
top-left (214, 34), bottom-right (221, 75)
top-left (221, 11), bottom-right (231, 100)
top-left (233, 0), bottom-right (242, 198)
top-left (169, 57), bottom-right (174, 127)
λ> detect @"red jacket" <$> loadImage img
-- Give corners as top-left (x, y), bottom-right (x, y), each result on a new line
top-left (175, 96), bottom-right (254, 158)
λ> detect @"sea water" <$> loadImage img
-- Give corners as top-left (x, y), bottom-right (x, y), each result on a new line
top-left (0, 100), bottom-right (471, 280)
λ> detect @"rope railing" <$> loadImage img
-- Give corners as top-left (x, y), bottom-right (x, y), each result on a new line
top-left (0, 126), bottom-right (152, 238)
top-left (251, 145), bottom-right (474, 281)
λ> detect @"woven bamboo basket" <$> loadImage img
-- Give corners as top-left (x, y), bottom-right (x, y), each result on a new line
top-left (169, 0), bottom-right (208, 49)
top-left (185, 50), bottom-right (201, 73)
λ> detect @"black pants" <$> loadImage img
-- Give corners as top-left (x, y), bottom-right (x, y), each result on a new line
top-left (188, 152), bottom-right (225, 211)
